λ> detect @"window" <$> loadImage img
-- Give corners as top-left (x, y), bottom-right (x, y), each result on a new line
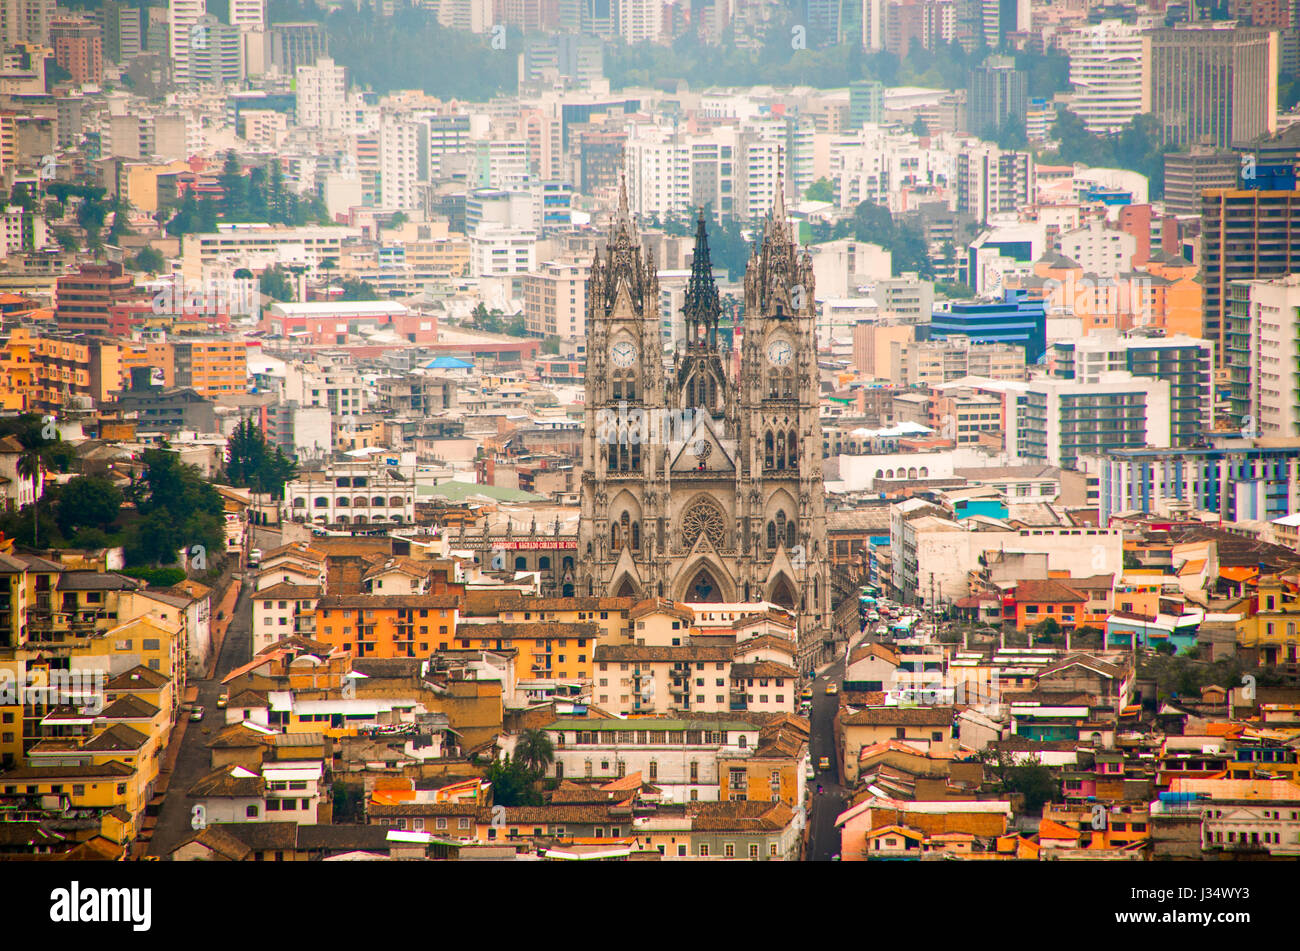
top-left (699, 844), bottom-right (710, 856)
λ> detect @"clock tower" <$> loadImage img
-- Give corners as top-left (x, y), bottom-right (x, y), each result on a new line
top-left (579, 185), bottom-right (831, 672)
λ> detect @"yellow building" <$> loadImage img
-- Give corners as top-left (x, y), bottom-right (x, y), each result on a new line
top-left (1236, 579), bottom-right (1300, 668)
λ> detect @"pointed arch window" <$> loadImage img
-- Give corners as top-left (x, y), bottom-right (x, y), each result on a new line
top-left (775, 511), bottom-right (787, 549)
top-left (768, 372), bottom-right (780, 399)
top-left (786, 518), bottom-right (796, 549)
top-left (782, 368), bottom-right (794, 398)
top-left (631, 520), bottom-right (641, 551)
top-left (764, 431), bottom-right (774, 470)
top-left (775, 431), bottom-right (786, 470)
top-left (787, 429), bottom-right (798, 469)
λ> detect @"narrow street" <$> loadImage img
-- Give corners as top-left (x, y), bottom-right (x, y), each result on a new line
top-left (806, 650), bottom-right (849, 861)
top-left (147, 580), bottom-right (252, 858)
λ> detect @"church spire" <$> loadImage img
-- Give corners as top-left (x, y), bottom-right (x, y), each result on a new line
top-left (682, 208), bottom-right (721, 349)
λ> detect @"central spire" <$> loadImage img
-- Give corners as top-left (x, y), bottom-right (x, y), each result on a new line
top-left (682, 208), bottom-right (721, 349)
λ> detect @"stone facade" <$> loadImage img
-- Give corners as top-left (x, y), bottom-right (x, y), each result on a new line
top-left (579, 183), bottom-right (831, 671)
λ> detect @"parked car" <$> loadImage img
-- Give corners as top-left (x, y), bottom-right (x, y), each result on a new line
top-left (189, 706), bottom-right (204, 722)
top-left (216, 694), bottom-right (228, 709)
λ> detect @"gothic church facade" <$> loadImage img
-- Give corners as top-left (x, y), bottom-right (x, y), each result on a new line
top-left (578, 185), bottom-right (831, 671)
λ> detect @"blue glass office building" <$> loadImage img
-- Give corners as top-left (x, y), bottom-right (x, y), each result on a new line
top-left (930, 289), bottom-right (1047, 362)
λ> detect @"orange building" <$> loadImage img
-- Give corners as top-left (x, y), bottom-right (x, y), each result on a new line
top-left (314, 594), bottom-right (459, 659)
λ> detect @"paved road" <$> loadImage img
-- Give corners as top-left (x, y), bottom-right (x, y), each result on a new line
top-left (148, 581), bottom-right (252, 857)
top-left (806, 651), bottom-right (849, 861)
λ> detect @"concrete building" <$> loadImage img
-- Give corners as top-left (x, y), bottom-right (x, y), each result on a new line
top-left (966, 54), bottom-right (1027, 139)
top-left (523, 259), bottom-right (589, 340)
top-left (1201, 186), bottom-right (1300, 387)
top-left (1065, 20), bottom-right (1144, 135)
top-left (890, 335), bottom-right (1026, 386)
top-left (1143, 22), bottom-right (1278, 148)
top-left (1010, 372), bottom-right (1172, 471)
top-left (168, 0), bottom-right (206, 87)
top-left (295, 57), bottom-right (347, 130)
top-left (1048, 331), bottom-right (1213, 447)
top-left (1090, 439), bottom-right (1300, 524)
top-left (1163, 147), bottom-right (1239, 218)
top-left (1233, 275), bottom-right (1300, 437)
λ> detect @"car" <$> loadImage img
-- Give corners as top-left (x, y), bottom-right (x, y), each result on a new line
top-left (818, 756), bottom-right (831, 771)
top-left (189, 706), bottom-right (204, 722)
top-left (216, 694), bottom-right (228, 709)
top-left (248, 548), bottom-right (262, 568)
top-left (824, 683), bottom-right (838, 695)
top-left (800, 687), bottom-right (813, 701)
top-left (805, 762), bottom-right (816, 780)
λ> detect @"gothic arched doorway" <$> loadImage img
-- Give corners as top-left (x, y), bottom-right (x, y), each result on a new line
top-left (687, 569), bottom-right (723, 602)
top-left (614, 576), bottom-right (638, 598)
top-left (770, 576), bottom-right (796, 609)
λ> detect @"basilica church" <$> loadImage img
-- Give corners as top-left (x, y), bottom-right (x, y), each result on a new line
top-left (578, 182), bottom-right (832, 668)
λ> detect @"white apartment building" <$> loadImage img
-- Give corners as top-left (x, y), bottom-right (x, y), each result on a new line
top-left (168, 0), bottom-right (206, 86)
top-left (1056, 219), bottom-right (1137, 277)
top-left (469, 227), bottom-right (536, 277)
top-left (1066, 20), bottom-right (1146, 135)
top-left (295, 57), bottom-right (348, 130)
top-left (626, 135), bottom-right (691, 219)
top-left (472, 139), bottom-right (529, 189)
top-left (524, 260), bottom-right (589, 339)
top-left (379, 115), bottom-right (422, 211)
top-left (226, 0), bottom-right (264, 29)
top-left (282, 357), bottom-right (368, 423)
top-left (618, 0), bottom-right (663, 44)
top-left (252, 583), bottom-right (320, 655)
top-left (1008, 371), bottom-right (1172, 471)
top-left (1240, 275), bottom-right (1300, 438)
top-left (830, 125), bottom-right (942, 212)
top-left (957, 143), bottom-right (1036, 224)
top-left (180, 223), bottom-right (362, 284)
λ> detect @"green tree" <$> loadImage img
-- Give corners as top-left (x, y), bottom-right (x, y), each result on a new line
top-left (224, 418), bottom-right (297, 499)
top-left (514, 729), bottom-right (555, 776)
top-left (126, 449), bottom-right (224, 567)
top-left (337, 278), bottom-right (380, 301)
top-left (55, 475), bottom-right (122, 538)
top-left (976, 748), bottom-right (1060, 814)
top-left (804, 178), bottom-right (834, 202)
top-left (486, 755), bottom-right (543, 807)
top-left (129, 246), bottom-right (166, 273)
top-left (259, 264), bottom-right (295, 302)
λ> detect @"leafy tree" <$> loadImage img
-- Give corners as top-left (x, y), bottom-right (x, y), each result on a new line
top-left (541, 336), bottom-right (560, 355)
top-left (804, 178), bottom-right (834, 202)
top-left (55, 476), bottom-right (122, 538)
top-left (224, 418), bottom-right (297, 498)
top-left (126, 450), bottom-right (224, 567)
top-left (260, 264), bottom-right (295, 302)
top-left (337, 278), bottom-right (380, 301)
top-left (486, 755), bottom-right (543, 807)
top-left (976, 748), bottom-right (1060, 814)
top-left (128, 246), bottom-right (166, 273)
top-left (514, 729), bottom-right (555, 776)
top-left (911, 116), bottom-right (929, 137)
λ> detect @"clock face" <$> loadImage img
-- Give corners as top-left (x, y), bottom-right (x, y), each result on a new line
top-left (767, 339), bottom-right (793, 367)
top-left (610, 341), bottom-right (637, 368)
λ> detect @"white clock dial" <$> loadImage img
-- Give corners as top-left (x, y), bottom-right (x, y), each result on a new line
top-left (767, 339), bottom-right (793, 366)
top-left (610, 341), bottom-right (637, 368)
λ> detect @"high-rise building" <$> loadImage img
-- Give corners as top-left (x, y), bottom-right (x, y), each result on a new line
top-left (1201, 185), bottom-right (1300, 402)
top-left (102, 0), bottom-right (142, 64)
top-left (882, 0), bottom-right (956, 56)
top-left (1163, 146), bottom-right (1240, 216)
top-left (379, 115), bottom-right (423, 211)
top-left (966, 54), bottom-right (1027, 139)
top-left (617, 0), bottom-right (663, 43)
top-left (54, 262), bottom-right (141, 334)
top-left (427, 114), bottom-right (470, 179)
top-left (295, 57), bottom-right (347, 129)
top-left (524, 259), bottom-right (590, 339)
top-left (1048, 331), bottom-right (1213, 446)
top-left (186, 13), bottom-right (241, 84)
top-left (267, 21), bottom-right (326, 74)
top-left (1065, 20), bottom-right (1144, 135)
top-left (955, 142), bottom-right (1034, 222)
top-left (49, 16), bottom-right (102, 85)
top-left (225, 0), bottom-right (265, 30)
top-left (168, 0), bottom-right (206, 87)
top-left (0, 0), bottom-right (55, 45)
top-left (1143, 22), bottom-right (1278, 148)
top-left (931, 289), bottom-right (1047, 361)
top-left (1011, 372), bottom-right (1173, 471)
top-left (848, 79), bottom-right (884, 129)
top-left (1233, 274), bottom-right (1300, 438)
